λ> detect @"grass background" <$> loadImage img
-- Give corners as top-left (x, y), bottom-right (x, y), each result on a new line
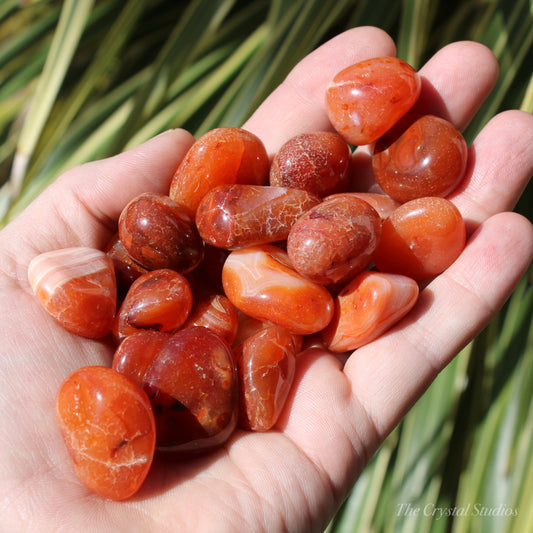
top-left (0, 1), bottom-right (531, 531)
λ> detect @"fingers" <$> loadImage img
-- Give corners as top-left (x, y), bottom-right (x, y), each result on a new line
top-left (413, 41), bottom-right (499, 131)
top-left (344, 211), bottom-right (533, 439)
top-left (450, 109), bottom-right (533, 228)
top-left (1, 129), bottom-right (194, 261)
top-left (243, 26), bottom-right (396, 156)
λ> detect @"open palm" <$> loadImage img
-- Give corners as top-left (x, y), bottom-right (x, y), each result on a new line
top-left (1, 27), bottom-right (532, 533)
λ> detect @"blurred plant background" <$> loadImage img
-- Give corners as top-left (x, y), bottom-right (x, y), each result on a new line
top-left (0, 0), bottom-right (531, 531)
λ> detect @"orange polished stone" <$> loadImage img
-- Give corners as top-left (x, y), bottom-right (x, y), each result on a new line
top-left (235, 325), bottom-right (296, 431)
top-left (373, 197), bottom-right (466, 280)
top-left (326, 192), bottom-right (400, 220)
top-left (55, 366), bottom-right (156, 500)
top-left (169, 127), bottom-right (269, 217)
top-left (143, 327), bottom-right (238, 453)
top-left (112, 269), bottom-right (193, 343)
top-left (373, 114), bottom-right (468, 203)
top-left (322, 271), bottom-right (419, 352)
top-left (196, 184), bottom-right (321, 250)
top-left (222, 244), bottom-right (334, 335)
top-left (269, 132), bottom-right (351, 197)
top-left (183, 292), bottom-right (239, 345)
top-left (105, 233), bottom-right (149, 299)
top-left (112, 330), bottom-right (171, 385)
top-left (28, 247), bottom-right (117, 339)
top-left (118, 192), bottom-right (203, 273)
top-left (325, 56), bottom-right (421, 145)
top-left (287, 195), bottom-right (382, 286)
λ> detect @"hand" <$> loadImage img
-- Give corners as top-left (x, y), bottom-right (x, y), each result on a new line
top-left (0, 27), bottom-right (532, 532)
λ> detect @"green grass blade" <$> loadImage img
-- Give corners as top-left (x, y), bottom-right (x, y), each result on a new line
top-left (9, 0), bottom-right (94, 197)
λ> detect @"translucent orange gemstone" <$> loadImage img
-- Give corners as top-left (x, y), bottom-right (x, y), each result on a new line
top-left (222, 244), bottom-right (334, 335)
top-left (196, 184), bottom-right (321, 249)
top-left (142, 327), bottom-right (238, 453)
top-left (326, 192), bottom-right (400, 220)
top-left (112, 269), bottom-right (193, 343)
top-left (118, 192), bottom-right (203, 273)
top-left (28, 247), bottom-right (116, 338)
top-left (373, 114), bottom-right (468, 203)
top-left (325, 56), bottom-right (421, 145)
top-left (269, 132), bottom-right (351, 197)
top-left (235, 325), bottom-right (296, 431)
top-left (55, 366), bottom-right (156, 500)
top-left (322, 271), bottom-right (419, 352)
top-left (183, 292), bottom-right (239, 345)
top-left (169, 127), bottom-right (269, 217)
top-left (112, 330), bottom-right (171, 385)
top-left (287, 195), bottom-right (382, 286)
top-left (373, 197), bottom-right (466, 280)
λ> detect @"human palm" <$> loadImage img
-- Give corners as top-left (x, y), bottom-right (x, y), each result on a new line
top-left (1, 27), bottom-right (532, 532)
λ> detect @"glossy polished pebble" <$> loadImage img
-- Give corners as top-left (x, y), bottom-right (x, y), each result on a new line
top-left (143, 327), bottom-right (238, 453)
top-left (235, 325), bottom-right (296, 431)
top-left (325, 56), bottom-right (421, 145)
top-left (269, 132), bottom-right (351, 197)
top-left (183, 292), bottom-right (239, 345)
top-left (169, 127), bottom-right (269, 217)
top-left (112, 330), bottom-right (171, 385)
top-left (373, 197), bottom-right (466, 280)
top-left (222, 244), bottom-right (334, 335)
top-left (373, 114), bottom-right (468, 203)
top-left (112, 269), bottom-right (193, 343)
top-left (322, 271), bottom-right (419, 352)
top-left (326, 192), bottom-right (400, 220)
top-left (28, 247), bottom-right (116, 338)
top-left (119, 192), bottom-right (203, 273)
top-left (287, 195), bottom-right (382, 286)
top-left (196, 184), bottom-right (321, 249)
top-left (105, 233), bottom-right (149, 299)
top-left (55, 366), bottom-right (156, 500)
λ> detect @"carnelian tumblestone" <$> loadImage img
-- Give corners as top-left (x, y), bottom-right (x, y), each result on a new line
top-left (28, 247), bottom-right (116, 338)
top-left (55, 366), bottom-right (156, 500)
top-left (183, 292), bottom-right (239, 345)
top-left (373, 197), bottom-right (466, 280)
top-left (222, 244), bottom-right (334, 335)
top-left (322, 271), bottom-right (419, 352)
top-left (112, 269), bottom-right (193, 344)
top-left (112, 330), bottom-right (172, 385)
top-left (143, 327), bottom-right (238, 453)
top-left (119, 192), bottom-right (203, 273)
top-left (269, 132), bottom-right (351, 197)
top-left (235, 325), bottom-right (296, 431)
top-left (325, 56), bottom-right (421, 145)
top-left (326, 192), bottom-right (400, 220)
top-left (196, 184), bottom-right (321, 249)
top-left (169, 127), bottom-right (269, 217)
top-left (105, 233), bottom-right (149, 299)
top-left (373, 114), bottom-right (468, 203)
top-left (287, 195), bottom-right (382, 286)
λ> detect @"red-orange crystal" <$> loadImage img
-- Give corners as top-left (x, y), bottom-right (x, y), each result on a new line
top-left (373, 197), bottom-right (466, 280)
top-left (28, 247), bottom-right (117, 338)
top-left (169, 127), bottom-right (269, 217)
top-left (55, 366), bottom-right (156, 500)
top-left (373, 114), bottom-right (468, 203)
top-left (287, 195), bottom-right (382, 286)
top-left (235, 325), bottom-right (296, 431)
top-left (112, 269), bottom-right (193, 343)
top-left (142, 327), bottom-right (238, 453)
top-left (222, 244), bottom-right (334, 335)
top-left (196, 184), bottom-right (321, 249)
top-left (322, 271), bottom-right (419, 352)
top-left (325, 56), bottom-right (421, 145)
top-left (269, 132), bottom-right (351, 197)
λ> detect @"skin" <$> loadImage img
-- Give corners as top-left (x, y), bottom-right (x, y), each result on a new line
top-left (0, 26), bottom-right (532, 532)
